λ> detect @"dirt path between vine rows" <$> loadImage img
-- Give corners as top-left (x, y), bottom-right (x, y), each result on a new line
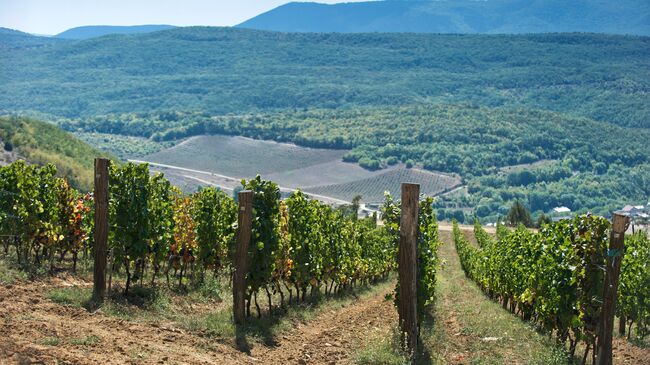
top-left (249, 285), bottom-right (397, 364)
top-left (0, 276), bottom-right (396, 365)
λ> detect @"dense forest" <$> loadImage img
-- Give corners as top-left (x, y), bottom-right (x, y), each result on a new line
top-left (1, 28), bottom-right (649, 128)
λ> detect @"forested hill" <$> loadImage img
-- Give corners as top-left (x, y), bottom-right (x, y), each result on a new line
top-left (0, 27), bottom-right (67, 50)
top-left (1, 27), bottom-right (649, 128)
top-left (0, 116), bottom-right (110, 190)
top-left (238, 0), bottom-right (650, 35)
top-left (55, 25), bottom-right (176, 39)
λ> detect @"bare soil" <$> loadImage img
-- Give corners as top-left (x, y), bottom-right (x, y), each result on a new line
top-left (248, 286), bottom-right (396, 364)
top-left (0, 277), bottom-right (395, 365)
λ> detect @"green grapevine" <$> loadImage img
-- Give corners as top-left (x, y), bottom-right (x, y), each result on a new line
top-left (455, 216), bottom-right (612, 358)
top-left (618, 232), bottom-right (650, 339)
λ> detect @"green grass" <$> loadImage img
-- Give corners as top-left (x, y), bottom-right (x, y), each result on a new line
top-left (69, 335), bottom-right (101, 346)
top-left (39, 336), bottom-right (61, 346)
top-left (48, 286), bottom-right (92, 307)
top-left (0, 252), bottom-right (56, 283)
top-left (419, 231), bottom-right (569, 364)
top-left (47, 284), bottom-right (171, 321)
top-left (354, 327), bottom-right (413, 365)
top-left (0, 256), bottom-right (28, 284)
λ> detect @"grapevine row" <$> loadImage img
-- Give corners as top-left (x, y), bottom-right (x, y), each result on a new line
top-left (0, 160), bottom-right (92, 272)
top-left (453, 216), bottom-right (649, 362)
top-left (383, 192), bottom-right (441, 325)
top-left (1, 159), bottom-right (442, 330)
top-left (618, 232), bottom-right (650, 339)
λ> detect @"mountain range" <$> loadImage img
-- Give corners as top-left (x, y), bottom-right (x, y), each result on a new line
top-left (55, 25), bottom-right (176, 39)
top-left (9, 0), bottom-right (649, 40)
top-left (238, 0), bottom-right (650, 35)
top-left (0, 4), bottom-right (649, 217)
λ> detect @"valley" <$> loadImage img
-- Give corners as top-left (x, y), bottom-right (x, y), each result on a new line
top-left (2, 2), bottom-right (650, 364)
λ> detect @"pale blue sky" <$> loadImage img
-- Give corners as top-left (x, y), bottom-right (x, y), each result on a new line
top-left (0, 0), bottom-right (373, 35)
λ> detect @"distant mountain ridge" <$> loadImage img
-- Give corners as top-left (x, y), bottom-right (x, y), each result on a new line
top-left (238, 0), bottom-right (650, 35)
top-left (0, 27), bottom-right (67, 50)
top-left (55, 24), bottom-right (176, 39)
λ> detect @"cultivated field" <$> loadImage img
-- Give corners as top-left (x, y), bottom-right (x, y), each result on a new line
top-left (144, 135), bottom-right (347, 179)
top-left (304, 168), bottom-right (461, 203)
top-left (142, 135), bottom-right (461, 203)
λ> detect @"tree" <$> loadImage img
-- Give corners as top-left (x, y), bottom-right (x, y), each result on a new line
top-left (506, 200), bottom-right (533, 228)
top-left (351, 195), bottom-right (362, 221)
top-left (537, 213), bottom-right (552, 228)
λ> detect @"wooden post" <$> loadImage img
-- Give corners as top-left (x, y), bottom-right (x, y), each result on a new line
top-left (92, 158), bottom-right (109, 301)
top-left (398, 183), bottom-right (420, 353)
top-left (233, 190), bottom-right (253, 324)
top-left (618, 316), bottom-right (626, 336)
top-left (596, 213), bottom-right (629, 365)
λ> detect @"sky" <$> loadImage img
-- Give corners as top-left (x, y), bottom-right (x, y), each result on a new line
top-left (0, 0), bottom-right (373, 35)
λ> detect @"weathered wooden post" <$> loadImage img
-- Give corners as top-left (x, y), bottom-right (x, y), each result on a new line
top-left (233, 190), bottom-right (253, 324)
top-left (398, 183), bottom-right (420, 353)
top-left (92, 158), bottom-right (109, 301)
top-left (619, 316), bottom-right (626, 336)
top-left (596, 212), bottom-right (629, 365)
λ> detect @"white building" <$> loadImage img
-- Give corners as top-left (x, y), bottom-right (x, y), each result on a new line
top-left (553, 206), bottom-right (571, 214)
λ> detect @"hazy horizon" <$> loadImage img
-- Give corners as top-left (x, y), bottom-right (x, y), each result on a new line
top-left (0, 0), bottom-right (375, 35)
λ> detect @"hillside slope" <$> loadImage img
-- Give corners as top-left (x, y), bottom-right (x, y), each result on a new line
top-left (238, 0), bottom-right (650, 35)
top-left (0, 27), bottom-right (67, 50)
top-left (55, 25), bottom-right (176, 39)
top-left (0, 116), bottom-right (109, 190)
top-left (68, 105), bottom-right (650, 218)
top-left (0, 27), bottom-right (648, 128)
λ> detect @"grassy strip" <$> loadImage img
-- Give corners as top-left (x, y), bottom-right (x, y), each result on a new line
top-left (428, 230), bottom-right (568, 364)
top-left (356, 231), bottom-right (568, 364)
top-left (354, 327), bottom-right (413, 365)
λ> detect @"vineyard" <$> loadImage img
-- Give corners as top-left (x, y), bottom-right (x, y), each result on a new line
top-left (138, 134), bottom-right (461, 202)
top-left (453, 218), bottom-right (650, 364)
top-left (0, 160), bottom-right (439, 330)
top-left (143, 135), bottom-right (347, 180)
top-left (1, 158), bottom-right (649, 364)
top-left (304, 168), bottom-right (460, 203)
